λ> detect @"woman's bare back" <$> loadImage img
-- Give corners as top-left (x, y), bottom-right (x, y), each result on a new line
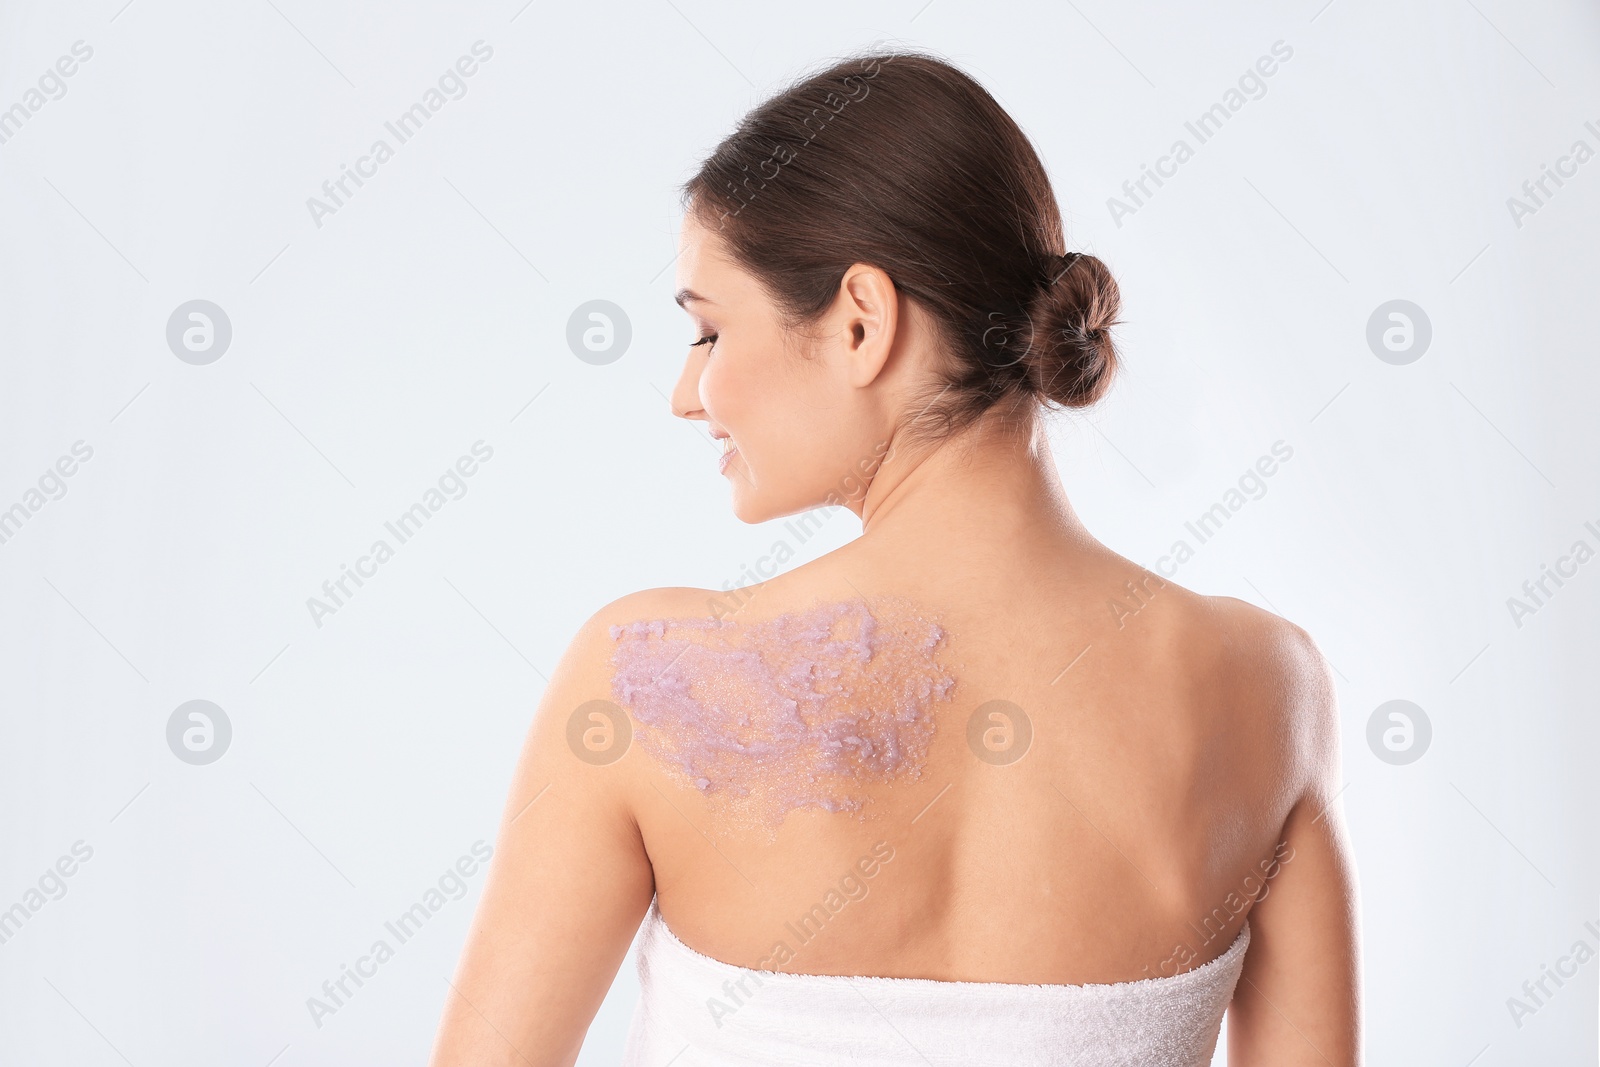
top-left (429, 45), bottom-right (1358, 1067)
top-left (604, 535), bottom-right (1326, 987)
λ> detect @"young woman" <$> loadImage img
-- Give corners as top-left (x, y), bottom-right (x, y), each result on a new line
top-left (429, 49), bottom-right (1361, 1067)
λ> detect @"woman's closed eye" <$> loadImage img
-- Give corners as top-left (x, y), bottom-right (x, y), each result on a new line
top-left (690, 334), bottom-right (718, 353)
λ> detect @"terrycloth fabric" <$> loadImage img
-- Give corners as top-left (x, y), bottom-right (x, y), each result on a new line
top-left (619, 898), bottom-right (1249, 1066)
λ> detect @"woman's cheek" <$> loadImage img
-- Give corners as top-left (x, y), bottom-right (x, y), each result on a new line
top-left (700, 355), bottom-right (751, 423)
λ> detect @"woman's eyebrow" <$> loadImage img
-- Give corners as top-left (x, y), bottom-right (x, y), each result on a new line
top-left (674, 288), bottom-right (714, 308)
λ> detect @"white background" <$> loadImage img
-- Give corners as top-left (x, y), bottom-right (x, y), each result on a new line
top-left (0, 0), bottom-right (1595, 1063)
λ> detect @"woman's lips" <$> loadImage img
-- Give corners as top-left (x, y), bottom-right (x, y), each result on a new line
top-left (717, 443), bottom-right (739, 474)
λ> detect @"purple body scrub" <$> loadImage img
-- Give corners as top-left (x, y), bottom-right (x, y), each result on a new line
top-left (608, 597), bottom-right (956, 825)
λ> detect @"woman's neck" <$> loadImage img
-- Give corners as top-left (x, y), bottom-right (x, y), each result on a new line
top-left (852, 404), bottom-right (1093, 556)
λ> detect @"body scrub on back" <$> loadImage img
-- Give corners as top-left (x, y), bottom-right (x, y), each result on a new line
top-left (608, 596), bottom-right (957, 828)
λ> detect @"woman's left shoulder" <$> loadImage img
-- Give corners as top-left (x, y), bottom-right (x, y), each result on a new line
top-left (1197, 594), bottom-right (1341, 782)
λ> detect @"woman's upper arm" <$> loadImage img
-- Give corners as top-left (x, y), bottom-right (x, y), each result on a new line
top-left (428, 598), bottom-right (656, 1067)
top-left (1228, 622), bottom-right (1363, 1066)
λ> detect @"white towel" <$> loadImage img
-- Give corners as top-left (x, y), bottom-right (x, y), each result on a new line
top-left (619, 898), bottom-right (1248, 1066)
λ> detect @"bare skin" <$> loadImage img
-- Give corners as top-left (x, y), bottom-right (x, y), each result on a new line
top-left (428, 212), bottom-right (1362, 1066)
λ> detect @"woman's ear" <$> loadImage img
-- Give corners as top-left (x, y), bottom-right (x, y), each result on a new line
top-left (834, 262), bottom-right (899, 388)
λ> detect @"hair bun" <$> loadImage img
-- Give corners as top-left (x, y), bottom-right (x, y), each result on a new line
top-left (1024, 251), bottom-right (1121, 408)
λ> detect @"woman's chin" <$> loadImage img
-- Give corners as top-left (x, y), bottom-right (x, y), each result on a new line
top-left (729, 495), bottom-right (772, 525)
top-left (727, 482), bottom-right (789, 525)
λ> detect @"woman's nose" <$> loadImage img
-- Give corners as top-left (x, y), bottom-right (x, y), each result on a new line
top-left (671, 349), bottom-right (706, 421)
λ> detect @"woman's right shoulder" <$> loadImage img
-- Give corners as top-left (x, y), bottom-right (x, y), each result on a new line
top-left (551, 584), bottom-right (746, 685)
top-left (517, 586), bottom-right (727, 789)
top-left (576, 585), bottom-right (744, 639)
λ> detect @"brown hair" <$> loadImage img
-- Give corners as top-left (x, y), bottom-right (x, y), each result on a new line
top-left (683, 48), bottom-right (1121, 448)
